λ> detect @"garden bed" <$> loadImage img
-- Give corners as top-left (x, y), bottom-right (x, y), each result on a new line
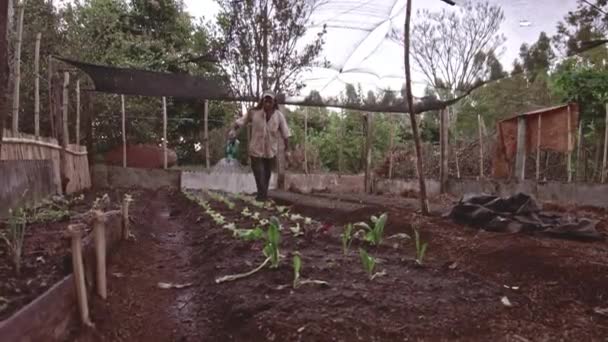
top-left (70, 188), bottom-right (608, 341)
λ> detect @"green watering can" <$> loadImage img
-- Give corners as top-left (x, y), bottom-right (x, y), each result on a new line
top-left (225, 139), bottom-right (239, 160)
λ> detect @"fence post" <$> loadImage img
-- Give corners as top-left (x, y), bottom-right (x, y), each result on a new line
top-left (567, 105), bottom-right (573, 183)
top-left (577, 118), bottom-right (584, 182)
top-left (515, 116), bottom-right (527, 181)
top-left (536, 114), bottom-right (542, 181)
top-left (440, 108), bottom-right (449, 190)
top-left (388, 114), bottom-right (395, 179)
top-left (304, 108), bottom-right (309, 174)
top-left (48, 56), bottom-right (56, 139)
top-left (76, 79), bottom-right (81, 144)
top-left (67, 224), bottom-right (94, 327)
top-left (602, 103), bottom-right (608, 183)
top-left (93, 211), bottom-right (107, 299)
top-left (364, 112), bottom-right (373, 194)
top-left (60, 72), bottom-right (70, 194)
top-left (478, 114), bottom-right (484, 179)
top-left (34, 32), bottom-right (41, 138)
top-left (121, 95), bottom-right (126, 168)
top-left (163, 96), bottom-right (167, 169)
top-left (11, 3), bottom-right (24, 133)
top-left (204, 99), bottom-right (209, 169)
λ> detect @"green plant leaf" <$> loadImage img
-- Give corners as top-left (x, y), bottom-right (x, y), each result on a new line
top-left (293, 253), bottom-right (302, 288)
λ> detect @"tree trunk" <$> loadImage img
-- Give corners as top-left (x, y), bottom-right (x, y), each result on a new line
top-left (11, 3), bottom-right (24, 133)
top-left (34, 32), bottom-right (41, 139)
top-left (404, 0), bottom-right (429, 215)
top-left (0, 0), bottom-right (10, 159)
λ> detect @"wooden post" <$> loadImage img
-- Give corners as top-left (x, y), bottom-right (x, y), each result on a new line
top-left (74, 80), bottom-right (81, 144)
top-left (163, 96), bottom-right (167, 169)
top-left (478, 114), bottom-right (484, 178)
top-left (67, 224), bottom-right (94, 327)
top-left (11, 3), bottom-right (24, 133)
top-left (577, 118), bottom-right (584, 182)
top-left (515, 116), bottom-right (527, 181)
top-left (536, 114), bottom-right (542, 181)
top-left (439, 108), bottom-right (448, 191)
top-left (48, 56), bottom-right (55, 139)
top-left (121, 95), bottom-right (126, 167)
top-left (338, 111), bottom-right (344, 174)
top-left (603, 104), bottom-right (608, 183)
top-left (122, 194), bottom-right (132, 240)
top-left (62, 72), bottom-right (70, 145)
top-left (364, 112), bottom-right (373, 193)
top-left (93, 211), bottom-right (107, 300)
top-left (204, 100), bottom-right (209, 169)
top-left (567, 105), bottom-right (573, 183)
top-left (0, 0), bottom-right (9, 159)
top-left (34, 32), bottom-right (41, 138)
top-left (388, 115), bottom-right (395, 179)
top-left (304, 108), bottom-right (309, 174)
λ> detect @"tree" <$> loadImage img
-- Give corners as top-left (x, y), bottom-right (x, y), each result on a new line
top-left (214, 0), bottom-right (327, 98)
top-left (519, 32), bottom-right (555, 81)
top-left (393, 0), bottom-right (506, 99)
top-left (554, 0), bottom-right (608, 62)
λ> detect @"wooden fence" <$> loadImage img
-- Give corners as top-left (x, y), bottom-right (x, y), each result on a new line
top-left (1, 129), bottom-right (91, 194)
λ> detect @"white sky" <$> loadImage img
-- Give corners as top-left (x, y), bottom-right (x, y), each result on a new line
top-left (185, 0), bottom-right (579, 98)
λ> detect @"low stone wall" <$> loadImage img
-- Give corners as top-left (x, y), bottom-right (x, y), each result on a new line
top-left (181, 170), bottom-right (277, 194)
top-left (92, 165), bottom-right (180, 190)
top-left (375, 178), bottom-right (441, 197)
top-left (284, 173), bottom-right (365, 194)
top-left (0, 211), bottom-right (123, 341)
top-left (0, 160), bottom-right (55, 218)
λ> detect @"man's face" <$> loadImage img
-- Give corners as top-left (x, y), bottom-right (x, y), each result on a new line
top-left (263, 96), bottom-right (274, 112)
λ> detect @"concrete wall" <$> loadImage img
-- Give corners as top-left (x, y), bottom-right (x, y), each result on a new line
top-left (181, 170), bottom-right (277, 194)
top-left (92, 165), bottom-right (181, 190)
top-left (284, 173), bottom-right (365, 194)
top-left (0, 160), bottom-right (55, 217)
top-left (375, 179), bottom-right (441, 197)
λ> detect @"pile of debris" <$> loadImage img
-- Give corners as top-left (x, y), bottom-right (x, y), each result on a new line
top-left (447, 192), bottom-right (604, 241)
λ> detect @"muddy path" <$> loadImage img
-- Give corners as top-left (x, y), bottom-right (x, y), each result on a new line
top-left (68, 188), bottom-right (608, 341)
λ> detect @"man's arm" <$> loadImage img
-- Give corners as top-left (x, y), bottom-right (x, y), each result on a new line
top-left (228, 109), bottom-right (252, 139)
top-left (279, 112), bottom-right (292, 151)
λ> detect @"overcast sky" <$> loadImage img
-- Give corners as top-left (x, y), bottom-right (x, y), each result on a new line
top-left (183, 0), bottom-right (579, 97)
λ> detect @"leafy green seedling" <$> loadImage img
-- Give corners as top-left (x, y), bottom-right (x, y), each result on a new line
top-left (355, 213), bottom-right (388, 246)
top-left (293, 253), bottom-right (302, 288)
top-left (341, 224), bottom-right (354, 255)
top-left (263, 218), bottom-right (281, 268)
top-left (414, 228), bottom-right (428, 265)
top-left (234, 227), bottom-right (265, 241)
top-left (359, 248), bottom-right (376, 280)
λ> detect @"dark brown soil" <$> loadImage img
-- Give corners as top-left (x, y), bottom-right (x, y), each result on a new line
top-left (0, 189), bottom-right (132, 321)
top-left (67, 189), bottom-right (608, 341)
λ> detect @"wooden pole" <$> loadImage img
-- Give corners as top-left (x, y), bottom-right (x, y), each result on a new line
top-left (439, 108), bottom-right (448, 191)
top-left (364, 113), bottom-right (373, 193)
top-left (48, 56), bottom-right (55, 139)
top-left (163, 96), bottom-right (167, 169)
top-left (34, 32), bottom-right (41, 139)
top-left (577, 118), bottom-right (584, 182)
top-left (0, 0), bottom-right (9, 159)
top-left (11, 3), bottom-right (24, 133)
top-left (602, 103), bottom-right (608, 183)
top-left (93, 211), bottom-right (107, 300)
top-left (388, 115), bottom-right (395, 179)
top-left (304, 108), bottom-right (309, 174)
top-left (536, 114), bottom-right (542, 181)
top-left (122, 194), bottom-right (132, 240)
top-left (121, 94), bottom-right (126, 168)
top-left (76, 80), bottom-right (81, 144)
top-left (204, 99), bottom-right (209, 169)
top-left (515, 116), bottom-right (527, 181)
top-left (338, 111), bottom-right (344, 174)
top-left (567, 105), bottom-right (573, 183)
top-left (67, 224), bottom-right (94, 327)
top-left (62, 72), bottom-right (70, 145)
top-left (404, 0), bottom-right (429, 215)
top-left (478, 114), bottom-right (484, 178)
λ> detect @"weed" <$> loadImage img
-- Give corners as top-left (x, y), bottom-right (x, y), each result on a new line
top-left (355, 213), bottom-right (388, 246)
top-left (2, 208), bottom-right (27, 276)
top-left (293, 252), bottom-right (302, 288)
top-left (263, 218), bottom-right (281, 268)
top-left (341, 224), bottom-right (354, 255)
top-left (414, 228), bottom-right (428, 265)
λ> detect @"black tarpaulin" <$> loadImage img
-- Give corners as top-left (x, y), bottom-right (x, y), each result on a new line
top-left (447, 193), bottom-right (604, 241)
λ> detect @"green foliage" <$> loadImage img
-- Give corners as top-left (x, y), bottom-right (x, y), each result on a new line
top-left (414, 228), bottom-right (428, 265)
top-left (341, 224), bottom-right (354, 255)
top-left (355, 213), bottom-right (388, 246)
top-left (359, 248), bottom-right (376, 280)
top-left (2, 208), bottom-right (28, 276)
top-left (234, 227), bottom-right (265, 241)
top-left (263, 217), bottom-right (281, 268)
top-left (292, 252), bottom-right (302, 289)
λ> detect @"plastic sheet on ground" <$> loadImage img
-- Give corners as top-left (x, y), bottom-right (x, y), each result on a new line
top-left (447, 192), bottom-right (604, 241)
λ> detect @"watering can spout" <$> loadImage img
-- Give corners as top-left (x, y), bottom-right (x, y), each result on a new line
top-left (225, 139), bottom-right (240, 161)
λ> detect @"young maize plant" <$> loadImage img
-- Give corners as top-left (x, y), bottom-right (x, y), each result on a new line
top-left (414, 228), bottom-right (428, 265)
top-left (293, 252), bottom-right (302, 289)
top-left (263, 218), bottom-right (282, 268)
top-left (355, 213), bottom-right (388, 246)
top-left (2, 208), bottom-right (27, 276)
top-left (233, 227), bottom-right (265, 241)
top-left (341, 224), bottom-right (354, 255)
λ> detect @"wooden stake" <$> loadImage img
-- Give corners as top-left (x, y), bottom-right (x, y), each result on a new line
top-left (388, 115), bottom-right (395, 179)
top-left (67, 224), bottom-right (94, 327)
top-left (11, 3), bottom-right (24, 133)
top-left (122, 194), bottom-right (132, 240)
top-left (577, 118), bottom-right (584, 182)
top-left (536, 114), bottom-right (542, 181)
top-left (477, 114), bottom-right (484, 178)
top-left (34, 32), bottom-right (41, 138)
top-left (364, 112), bottom-right (373, 193)
top-left (121, 95), bottom-right (126, 168)
top-left (48, 56), bottom-right (55, 139)
top-left (304, 108), bottom-right (309, 174)
top-left (76, 80), bottom-right (81, 144)
top-left (62, 72), bottom-right (70, 146)
top-left (204, 100), bottom-right (209, 169)
top-left (338, 111), bottom-right (344, 174)
top-left (163, 96), bottom-right (167, 169)
top-left (439, 108), bottom-right (449, 190)
top-left (603, 103), bottom-right (608, 183)
top-left (515, 116), bottom-right (527, 181)
top-left (93, 211), bottom-right (107, 300)
top-left (567, 105), bottom-right (573, 183)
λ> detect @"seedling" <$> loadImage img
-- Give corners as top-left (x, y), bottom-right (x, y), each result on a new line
top-left (341, 224), bottom-right (354, 255)
top-left (293, 252), bottom-right (302, 288)
top-left (223, 223), bottom-right (237, 231)
top-left (414, 228), bottom-right (428, 265)
top-left (359, 248), bottom-right (376, 279)
top-left (2, 208), bottom-right (27, 276)
top-left (233, 227), bottom-right (265, 241)
top-left (263, 217), bottom-right (281, 268)
top-left (289, 223), bottom-right (303, 237)
top-left (355, 213), bottom-right (388, 246)
top-left (252, 212), bottom-right (261, 220)
top-left (241, 207), bottom-right (252, 218)
top-left (259, 219), bottom-right (269, 226)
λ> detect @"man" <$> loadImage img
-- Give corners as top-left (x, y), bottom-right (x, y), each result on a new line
top-left (228, 91), bottom-right (291, 201)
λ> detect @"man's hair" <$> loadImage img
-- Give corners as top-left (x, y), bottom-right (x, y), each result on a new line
top-left (254, 97), bottom-right (279, 111)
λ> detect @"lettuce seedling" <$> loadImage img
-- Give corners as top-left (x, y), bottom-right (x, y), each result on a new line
top-left (355, 213), bottom-right (388, 246)
top-left (263, 218), bottom-right (281, 268)
top-left (341, 224), bottom-right (354, 255)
